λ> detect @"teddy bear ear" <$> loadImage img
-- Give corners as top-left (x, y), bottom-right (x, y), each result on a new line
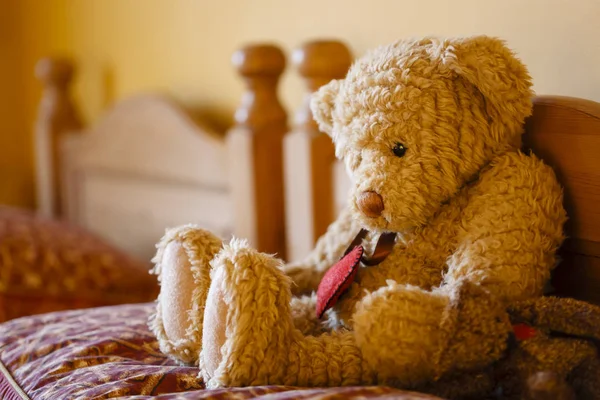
top-left (443, 36), bottom-right (534, 123)
top-left (310, 79), bottom-right (342, 137)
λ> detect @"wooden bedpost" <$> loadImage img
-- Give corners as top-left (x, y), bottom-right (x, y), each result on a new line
top-left (284, 40), bottom-right (352, 261)
top-left (34, 57), bottom-right (83, 218)
top-left (227, 44), bottom-right (288, 259)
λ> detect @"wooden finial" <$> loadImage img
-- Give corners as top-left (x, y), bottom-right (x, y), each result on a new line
top-left (292, 40), bottom-right (352, 129)
top-left (232, 44), bottom-right (286, 77)
top-left (227, 44), bottom-right (288, 258)
top-left (231, 44), bottom-right (287, 129)
top-left (284, 40), bottom-right (352, 261)
top-left (293, 40), bottom-right (352, 87)
top-left (34, 57), bottom-right (83, 218)
top-left (35, 57), bottom-right (76, 89)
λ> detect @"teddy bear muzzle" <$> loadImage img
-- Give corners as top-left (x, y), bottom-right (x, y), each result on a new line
top-left (357, 191), bottom-right (384, 218)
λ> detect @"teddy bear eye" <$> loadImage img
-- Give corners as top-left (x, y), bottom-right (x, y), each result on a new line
top-left (392, 142), bottom-right (407, 158)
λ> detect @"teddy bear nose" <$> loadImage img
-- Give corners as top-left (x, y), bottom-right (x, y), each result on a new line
top-left (357, 191), bottom-right (384, 218)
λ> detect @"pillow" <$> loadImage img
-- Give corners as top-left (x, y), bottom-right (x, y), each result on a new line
top-left (0, 206), bottom-right (159, 322)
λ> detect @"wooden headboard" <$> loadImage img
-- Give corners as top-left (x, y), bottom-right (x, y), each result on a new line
top-left (523, 96), bottom-right (600, 305)
top-left (34, 45), bottom-right (291, 261)
top-left (33, 40), bottom-right (353, 262)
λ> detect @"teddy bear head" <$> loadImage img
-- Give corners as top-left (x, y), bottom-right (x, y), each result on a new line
top-left (310, 36), bottom-right (533, 232)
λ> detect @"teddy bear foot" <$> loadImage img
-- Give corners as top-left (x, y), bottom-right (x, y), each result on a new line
top-left (200, 239), bottom-right (294, 388)
top-left (149, 225), bottom-right (222, 365)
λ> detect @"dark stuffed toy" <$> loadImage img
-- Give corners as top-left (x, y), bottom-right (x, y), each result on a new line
top-left (425, 293), bottom-right (600, 400)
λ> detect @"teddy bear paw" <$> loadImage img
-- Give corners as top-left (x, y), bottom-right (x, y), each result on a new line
top-left (149, 225), bottom-right (222, 365)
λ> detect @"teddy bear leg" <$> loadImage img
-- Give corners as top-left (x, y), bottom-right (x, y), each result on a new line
top-left (200, 239), bottom-right (297, 388)
top-left (284, 330), bottom-right (374, 387)
top-left (200, 241), bottom-right (373, 388)
top-left (149, 225), bottom-right (222, 365)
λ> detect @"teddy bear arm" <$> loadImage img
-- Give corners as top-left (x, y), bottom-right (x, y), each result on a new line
top-left (351, 282), bottom-right (449, 385)
top-left (282, 206), bottom-right (361, 295)
top-left (283, 285), bottom-right (505, 388)
top-left (443, 229), bottom-right (553, 303)
top-left (352, 280), bottom-right (512, 386)
top-left (442, 155), bottom-right (566, 304)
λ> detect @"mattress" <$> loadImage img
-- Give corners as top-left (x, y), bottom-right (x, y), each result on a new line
top-left (0, 303), bottom-right (441, 399)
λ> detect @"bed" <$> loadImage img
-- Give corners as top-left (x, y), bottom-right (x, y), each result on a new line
top-left (0, 42), bottom-right (304, 324)
top-left (32, 45), bottom-right (291, 263)
top-left (1, 37), bottom-right (600, 399)
top-left (1, 43), bottom-right (296, 324)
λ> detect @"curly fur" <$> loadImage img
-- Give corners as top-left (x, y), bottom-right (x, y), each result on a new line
top-left (151, 36), bottom-right (577, 395)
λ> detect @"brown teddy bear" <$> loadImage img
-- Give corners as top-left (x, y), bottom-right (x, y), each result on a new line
top-left (503, 297), bottom-right (600, 400)
top-left (421, 294), bottom-right (600, 399)
top-left (149, 36), bottom-right (570, 392)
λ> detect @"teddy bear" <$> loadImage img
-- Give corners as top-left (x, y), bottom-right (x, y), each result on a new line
top-left (148, 36), bottom-right (568, 392)
top-left (422, 295), bottom-right (600, 399)
top-left (502, 297), bottom-right (600, 400)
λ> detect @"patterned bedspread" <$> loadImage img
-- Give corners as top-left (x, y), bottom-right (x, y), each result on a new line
top-left (0, 303), bottom-right (441, 399)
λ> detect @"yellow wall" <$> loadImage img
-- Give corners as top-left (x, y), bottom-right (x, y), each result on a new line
top-left (0, 2), bottom-right (29, 206)
top-left (4, 0), bottom-right (600, 207)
